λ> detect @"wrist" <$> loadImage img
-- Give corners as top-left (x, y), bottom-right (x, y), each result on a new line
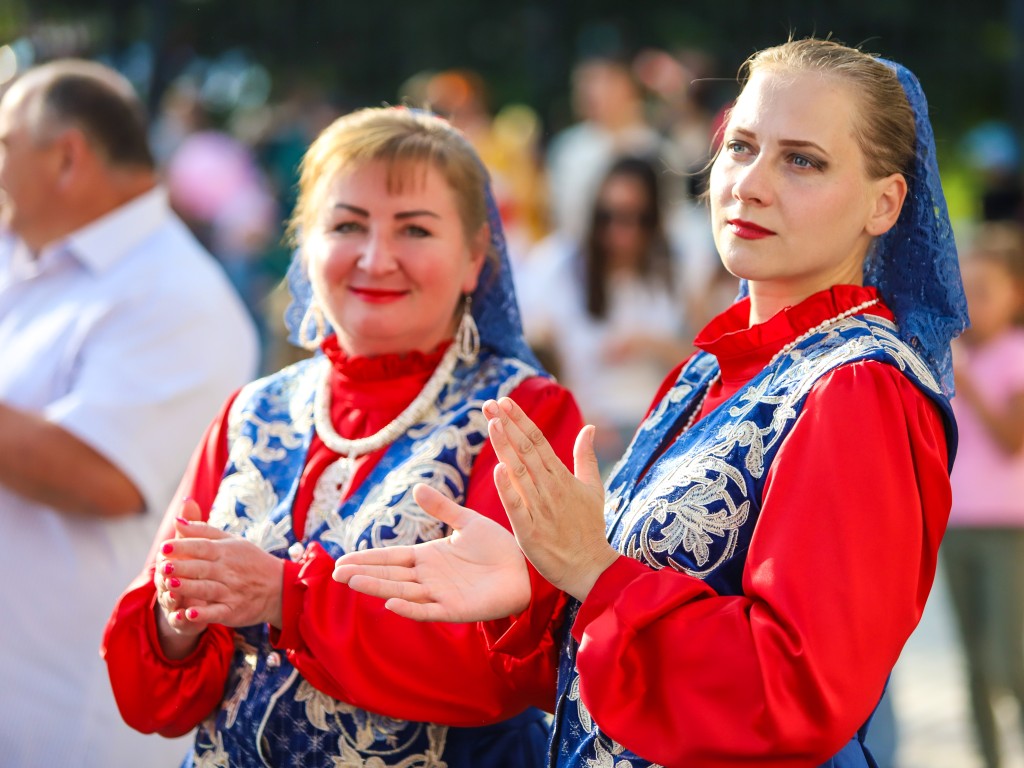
top-left (266, 554), bottom-right (286, 630)
top-left (154, 603), bottom-right (203, 660)
top-left (563, 545), bottom-right (621, 603)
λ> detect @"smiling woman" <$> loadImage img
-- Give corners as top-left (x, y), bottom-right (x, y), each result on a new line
top-left (101, 107), bottom-right (584, 768)
top-left (305, 160), bottom-right (487, 357)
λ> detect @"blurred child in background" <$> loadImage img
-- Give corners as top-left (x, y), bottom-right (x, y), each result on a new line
top-left (943, 221), bottom-right (1024, 768)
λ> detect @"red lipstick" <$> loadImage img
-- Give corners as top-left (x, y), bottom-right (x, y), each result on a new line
top-left (727, 219), bottom-right (775, 240)
top-left (350, 287), bottom-right (407, 303)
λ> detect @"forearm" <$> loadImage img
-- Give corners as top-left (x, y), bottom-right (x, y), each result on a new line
top-left (0, 402), bottom-right (143, 517)
top-left (103, 574), bottom-right (235, 736)
top-left (279, 546), bottom-right (549, 724)
top-left (154, 602), bottom-right (204, 660)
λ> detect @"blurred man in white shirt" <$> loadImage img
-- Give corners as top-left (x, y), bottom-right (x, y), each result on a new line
top-left (0, 58), bottom-right (259, 767)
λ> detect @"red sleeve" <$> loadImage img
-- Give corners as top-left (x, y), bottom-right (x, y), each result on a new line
top-left (101, 392), bottom-right (240, 737)
top-left (272, 377), bottom-right (580, 724)
top-left (571, 361), bottom-right (952, 766)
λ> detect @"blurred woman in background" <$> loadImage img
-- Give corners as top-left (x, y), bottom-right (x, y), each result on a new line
top-left (522, 156), bottom-right (690, 468)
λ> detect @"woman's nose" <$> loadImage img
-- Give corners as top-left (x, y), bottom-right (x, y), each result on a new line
top-left (357, 231), bottom-right (398, 274)
top-left (731, 157), bottom-right (772, 206)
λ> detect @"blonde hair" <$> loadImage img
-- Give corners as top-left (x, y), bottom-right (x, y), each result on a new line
top-left (738, 38), bottom-right (916, 180)
top-left (287, 107), bottom-right (489, 248)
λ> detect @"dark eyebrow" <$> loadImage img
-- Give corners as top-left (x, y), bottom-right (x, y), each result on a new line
top-left (732, 128), bottom-right (830, 157)
top-left (334, 203), bottom-right (368, 216)
top-left (331, 204), bottom-right (440, 220)
top-left (778, 139), bottom-right (830, 157)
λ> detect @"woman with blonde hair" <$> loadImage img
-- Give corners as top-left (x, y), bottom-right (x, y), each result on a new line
top-left (103, 107), bottom-right (582, 767)
top-left (335, 38), bottom-right (968, 767)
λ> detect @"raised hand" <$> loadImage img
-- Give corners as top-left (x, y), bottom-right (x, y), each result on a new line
top-left (155, 507), bottom-right (284, 631)
top-left (333, 483), bottom-right (531, 622)
top-left (484, 397), bottom-right (620, 602)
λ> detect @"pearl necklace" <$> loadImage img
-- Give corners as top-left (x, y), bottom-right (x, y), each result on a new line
top-left (313, 339), bottom-right (462, 458)
top-left (679, 298), bottom-right (881, 434)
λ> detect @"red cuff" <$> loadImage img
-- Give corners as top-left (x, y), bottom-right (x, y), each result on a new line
top-left (271, 557), bottom-right (306, 649)
top-left (141, 587), bottom-right (231, 667)
top-left (571, 556), bottom-right (654, 644)
top-left (485, 561), bottom-right (562, 657)
top-left (103, 577), bottom-right (234, 736)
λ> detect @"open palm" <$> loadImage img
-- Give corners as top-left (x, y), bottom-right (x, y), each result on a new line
top-left (333, 483), bottom-right (531, 622)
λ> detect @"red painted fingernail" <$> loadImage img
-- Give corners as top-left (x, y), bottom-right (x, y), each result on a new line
top-left (161, 543), bottom-right (173, 555)
top-left (175, 610), bottom-right (185, 621)
top-left (167, 591), bottom-right (177, 601)
top-left (186, 608), bottom-right (198, 620)
top-left (169, 577), bottom-right (181, 588)
top-left (163, 562), bottom-right (174, 575)
top-left (175, 516), bottom-right (190, 526)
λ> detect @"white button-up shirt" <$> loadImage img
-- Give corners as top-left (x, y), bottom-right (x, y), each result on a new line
top-left (0, 186), bottom-right (259, 767)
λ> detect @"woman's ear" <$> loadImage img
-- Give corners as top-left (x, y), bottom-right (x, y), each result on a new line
top-left (865, 172), bottom-right (908, 237)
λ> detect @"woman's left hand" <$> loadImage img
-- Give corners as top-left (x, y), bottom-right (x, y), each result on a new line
top-left (159, 518), bottom-right (285, 629)
top-left (484, 397), bottom-right (620, 602)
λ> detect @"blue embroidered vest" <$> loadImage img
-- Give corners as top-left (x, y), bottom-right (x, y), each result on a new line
top-left (549, 314), bottom-right (956, 768)
top-left (185, 351), bottom-right (549, 768)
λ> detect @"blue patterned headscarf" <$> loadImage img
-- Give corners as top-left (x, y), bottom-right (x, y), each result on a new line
top-left (283, 109), bottom-right (541, 369)
top-left (737, 55), bottom-right (968, 396)
top-left (865, 59), bottom-right (968, 397)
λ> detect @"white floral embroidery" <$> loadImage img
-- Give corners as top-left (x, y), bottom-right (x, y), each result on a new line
top-left (567, 674), bottom-right (594, 734)
top-left (306, 457), bottom-right (355, 537)
top-left (329, 725), bottom-right (448, 768)
top-left (193, 729), bottom-right (230, 767)
top-left (221, 636), bottom-right (259, 729)
top-left (290, 682), bottom-right (450, 767)
top-left (643, 382), bottom-right (693, 431)
top-left (584, 731), bottom-right (663, 768)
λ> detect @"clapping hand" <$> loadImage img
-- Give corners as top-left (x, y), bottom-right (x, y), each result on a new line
top-left (484, 398), bottom-right (619, 602)
top-left (334, 397), bottom-right (621, 622)
top-left (333, 484), bottom-right (532, 622)
top-left (154, 498), bottom-right (284, 654)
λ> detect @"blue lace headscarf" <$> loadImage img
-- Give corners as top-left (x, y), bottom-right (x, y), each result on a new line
top-left (737, 56), bottom-right (968, 396)
top-left (866, 59), bottom-right (967, 397)
top-left (283, 109), bottom-right (541, 370)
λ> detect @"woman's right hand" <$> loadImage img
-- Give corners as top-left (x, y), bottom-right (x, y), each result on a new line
top-left (332, 484), bottom-right (532, 622)
top-left (153, 498), bottom-right (210, 659)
